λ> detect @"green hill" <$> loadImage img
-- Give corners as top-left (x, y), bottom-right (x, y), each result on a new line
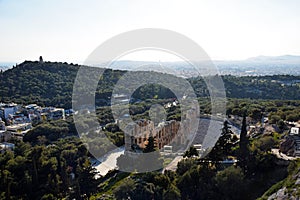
top-left (1, 61), bottom-right (300, 108)
top-left (0, 61), bottom-right (80, 108)
top-left (0, 61), bottom-right (125, 108)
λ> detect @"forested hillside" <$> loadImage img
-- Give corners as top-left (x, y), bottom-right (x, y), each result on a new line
top-left (1, 61), bottom-right (300, 108)
top-left (0, 61), bottom-right (80, 108)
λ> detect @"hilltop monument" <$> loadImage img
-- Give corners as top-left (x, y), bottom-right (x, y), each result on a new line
top-left (39, 56), bottom-right (44, 63)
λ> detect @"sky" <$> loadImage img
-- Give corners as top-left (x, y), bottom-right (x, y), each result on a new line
top-left (1, 0), bottom-right (300, 63)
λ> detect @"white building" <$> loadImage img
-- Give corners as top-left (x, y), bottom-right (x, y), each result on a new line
top-left (6, 123), bottom-right (32, 140)
top-left (0, 142), bottom-right (15, 152)
top-left (112, 94), bottom-right (130, 104)
top-left (40, 107), bottom-right (65, 121)
top-left (193, 144), bottom-right (204, 155)
top-left (25, 104), bottom-right (40, 110)
top-left (163, 145), bottom-right (173, 153)
top-left (290, 127), bottom-right (299, 135)
top-left (0, 103), bottom-right (18, 119)
top-left (48, 108), bottom-right (65, 120)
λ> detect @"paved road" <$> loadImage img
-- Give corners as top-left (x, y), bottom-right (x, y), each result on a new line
top-left (162, 156), bottom-right (183, 173)
top-left (93, 147), bottom-right (125, 177)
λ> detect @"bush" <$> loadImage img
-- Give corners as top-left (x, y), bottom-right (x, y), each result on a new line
top-left (215, 166), bottom-right (246, 200)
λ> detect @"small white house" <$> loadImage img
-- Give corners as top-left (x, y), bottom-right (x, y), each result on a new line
top-left (193, 144), bottom-right (204, 155)
top-left (163, 145), bottom-right (173, 153)
top-left (290, 127), bottom-right (299, 135)
top-left (0, 142), bottom-right (15, 152)
top-left (0, 104), bottom-right (18, 119)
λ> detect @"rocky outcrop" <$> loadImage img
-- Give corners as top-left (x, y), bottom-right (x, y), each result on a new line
top-left (267, 169), bottom-right (300, 200)
top-left (267, 187), bottom-right (299, 200)
top-left (280, 136), bottom-right (295, 156)
top-left (268, 187), bottom-right (288, 200)
top-left (261, 157), bottom-right (300, 200)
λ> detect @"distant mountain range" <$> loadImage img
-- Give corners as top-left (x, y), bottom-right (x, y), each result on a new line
top-left (96, 55), bottom-right (300, 77)
top-left (213, 55), bottom-right (300, 76)
top-left (246, 55), bottom-right (300, 63)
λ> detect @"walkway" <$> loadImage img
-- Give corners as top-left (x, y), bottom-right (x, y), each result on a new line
top-left (162, 156), bottom-right (183, 173)
top-left (93, 147), bottom-right (125, 177)
top-left (271, 148), bottom-right (298, 161)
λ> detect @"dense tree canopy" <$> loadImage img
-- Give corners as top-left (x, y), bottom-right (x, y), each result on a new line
top-left (0, 138), bottom-right (101, 200)
top-left (1, 61), bottom-right (300, 109)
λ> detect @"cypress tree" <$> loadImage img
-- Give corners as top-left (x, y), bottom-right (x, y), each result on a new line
top-left (239, 113), bottom-right (249, 174)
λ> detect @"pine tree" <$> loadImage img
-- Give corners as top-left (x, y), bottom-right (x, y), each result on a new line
top-left (76, 159), bottom-right (101, 199)
top-left (221, 121), bottom-right (234, 156)
top-left (208, 120), bottom-right (234, 161)
top-left (183, 146), bottom-right (199, 158)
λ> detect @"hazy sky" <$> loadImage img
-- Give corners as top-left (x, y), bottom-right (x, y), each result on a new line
top-left (1, 0), bottom-right (300, 63)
